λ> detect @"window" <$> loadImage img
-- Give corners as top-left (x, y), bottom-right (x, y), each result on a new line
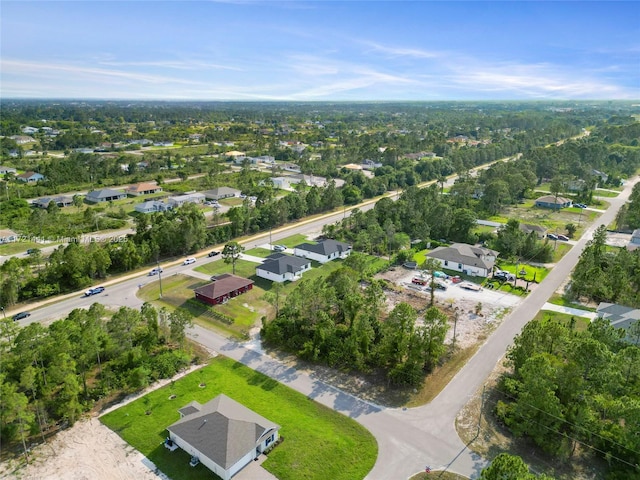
top-left (458, 263), bottom-right (462, 269)
top-left (444, 260), bottom-right (448, 266)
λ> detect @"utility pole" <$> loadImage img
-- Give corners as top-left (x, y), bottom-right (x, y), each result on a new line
top-left (157, 260), bottom-right (163, 298)
top-left (477, 384), bottom-right (486, 436)
top-left (452, 307), bottom-right (459, 350)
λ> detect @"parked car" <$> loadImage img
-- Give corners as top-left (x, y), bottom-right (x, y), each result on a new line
top-left (12, 311), bottom-right (31, 321)
top-left (557, 234), bottom-right (570, 241)
top-left (183, 257), bottom-right (196, 265)
top-left (412, 277), bottom-right (428, 286)
top-left (208, 251), bottom-right (220, 257)
top-left (575, 203), bottom-right (587, 209)
top-left (493, 270), bottom-right (515, 281)
top-left (149, 267), bottom-right (163, 276)
top-left (84, 286), bottom-right (105, 296)
top-left (547, 233), bottom-right (558, 241)
top-left (273, 245), bottom-right (287, 252)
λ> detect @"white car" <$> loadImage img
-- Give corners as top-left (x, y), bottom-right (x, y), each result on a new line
top-left (183, 257), bottom-right (196, 265)
top-left (149, 267), bottom-right (163, 276)
top-left (273, 245), bottom-right (287, 252)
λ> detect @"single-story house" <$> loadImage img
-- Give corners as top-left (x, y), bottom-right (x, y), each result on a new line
top-left (16, 171), bottom-right (45, 183)
top-left (9, 135), bottom-right (35, 145)
top-left (167, 394), bottom-right (279, 480)
top-left (361, 159), bottom-right (383, 170)
top-left (535, 195), bottom-right (572, 210)
top-left (194, 274), bottom-right (254, 305)
top-left (134, 200), bottom-right (170, 214)
top-left (167, 193), bottom-right (206, 207)
top-left (256, 253), bottom-right (311, 283)
top-left (85, 188), bottom-right (127, 203)
top-left (281, 163), bottom-right (302, 173)
top-left (0, 166), bottom-right (17, 175)
top-left (592, 169), bottom-right (609, 183)
top-left (22, 126), bottom-right (38, 134)
top-left (33, 195), bottom-right (74, 209)
top-left (427, 243), bottom-right (499, 277)
top-left (288, 174), bottom-right (327, 188)
top-left (0, 229), bottom-right (19, 244)
top-left (294, 239), bottom-right (351, 264)
top-left (519, 223), bottom-right (548, 239)
top-left (204, 187), bottom-right (241, 200)
top-left (270, 177), bottom-right (291, 190)
top-left (596, 303), bottom-right (640, 343)
top-left (125, 182), bottom-right (162, 196)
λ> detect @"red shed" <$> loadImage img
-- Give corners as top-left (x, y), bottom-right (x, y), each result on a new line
top-left (194, 274), bottom-right (254, 306)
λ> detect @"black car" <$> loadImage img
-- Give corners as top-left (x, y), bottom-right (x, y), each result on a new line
top-left (208, 251), bottom-right (220, 257)
top-left (12, 311), bottom-right (31, 321)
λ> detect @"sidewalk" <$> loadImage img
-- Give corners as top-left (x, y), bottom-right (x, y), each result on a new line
top-left (541, 302), bottom-right (597, 320)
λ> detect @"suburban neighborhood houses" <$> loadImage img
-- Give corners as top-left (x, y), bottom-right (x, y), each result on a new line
top-left (426, 243), bottom-right (498, 277)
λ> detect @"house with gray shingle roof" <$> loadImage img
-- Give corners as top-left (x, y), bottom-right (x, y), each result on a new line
top-left (535, 195), bottom-right (572, 210)
top-left (427, 243), bottom-right (498, 277)
top-left (256, 253), bottom-right (311, 283)
top-left (203, 187), bottom-right (241, 200)
top-left (294, 239), bottom-right (351, 264)
top-left (596, 303), bottom-right (640, 344)
top-left (167, 394), bottom-right (280, 480)
top-left (86, 188), bottom-right (127, 203)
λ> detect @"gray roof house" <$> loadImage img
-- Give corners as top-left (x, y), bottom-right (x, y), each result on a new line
top-left (0, 166), bottom-right (17, 175)
top-left (167, 394), bottom-right (280, 480)
top-left (203, 187), bottom-right (241, 200)
top-left (34, 195), bottom-right (74, 209)
top-left (596, 303), bottom-right (640, 343)
top-left (535, 195), bottom-right (572, 210)
top-left (519, 223), bottom-right (548, 239)
top-left (427, 243), bottom-right (499, 277)
top-left (256, 253), bottom-right (311, 283)
top-left (85, 188), bottom-right (127, 203)
top-left (16, 171), bottom-right (45, 183)
top-left (294, 239), bottom-right (351, 264)
top-left (134, 200), bottom-right (169, 214)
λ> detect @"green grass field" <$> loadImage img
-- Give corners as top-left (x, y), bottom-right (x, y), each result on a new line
top-left (594, 189), bottom-right (620, 198)
top-left (533, 310), bottom-right (590, 332)
top-left (495, 262), bottom-right (549, 282)
top-left (101, 356), bottom-right (378, 480)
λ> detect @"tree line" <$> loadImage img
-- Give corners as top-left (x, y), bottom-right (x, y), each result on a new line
top-left (0, 303), bottom-right (195, 460)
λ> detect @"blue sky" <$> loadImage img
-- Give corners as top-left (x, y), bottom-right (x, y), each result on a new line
top-left (1, 1), bottom-right (639, 100)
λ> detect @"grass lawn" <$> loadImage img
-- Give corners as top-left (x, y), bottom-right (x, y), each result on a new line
top-left (594, 189), bottom-right (620, 198)
top-left (412, 249), bottom-right (431, 266)
top-left (473, 225), bottom-right (497, 236)
top-left (244, 247), bottom-right (273, 258)
top-left (552, 243), bottom-right (572, 262)
top-left (0, 241), bottom-right (52, 256)
top-left (547, 294), bottom-right (597, 312)
top-left (100, 356), bottom-right (377, 480)
top-left (533, 310), bottom-right (590, 332)
top-left (410, 471), bottom-right (469, 480)
top-left (495, 262), bottom-right (549, 283)
top-left (482, 280), bottom-right (530, 296)
top-left (219, 197), bottom-right (243, 207)
top-left (276, 233), bottom-right (312, 248)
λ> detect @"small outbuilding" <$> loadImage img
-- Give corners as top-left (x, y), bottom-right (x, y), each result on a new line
top-left (194, 274), bottom-right (254, 305)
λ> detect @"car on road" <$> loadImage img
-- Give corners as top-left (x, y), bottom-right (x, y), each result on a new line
top-left (208, 251), bottom-right (220, 257)
top-left (557, 234), bottom-right (570, 241)
top-left (149, 267), bottom-right (163, 276)
top-left (183, 257), bottom-right (196, 265)
top-left (84, 286), bottom-right (105, 296)
top-left (12, 311), bottom-right (31, 321)
top-left (26, 248), bottom-right (39, 255)
top-left (273, 245), bottom-right (287, 252)
top-left (547, 233), bottom-right (558, 241)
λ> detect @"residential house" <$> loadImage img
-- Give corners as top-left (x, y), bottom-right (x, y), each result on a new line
top-left (592, 169), bottom-right (609, 183)
top-left (203, 187), bottom-right (241, 200)
top-left (167, 193), bottom-right (206, 207)
top-left (269, 177), bottom-right (291, 190)
top-left (282, 163), bottom-right (302, 173)
top-left (294, 239), bottom-right (351, 264)
top-left (85, 188), bottom-right (127, 203)
top-left (288, 174), bottom-right (327, 188)
top-left (16, 172), bottom-right (45, 183)
top-left (21, 126), bottom-right (38, 134)
top-left (0, 166), bottom-right (17, 175)
top-left (167, 394), bottom-right (280, 480)
top-left (134, 200), bottom-right (169, 214)
top-left (342, 163), bottom-right (364, 171)
top-left (9, 135), bottom-right (36, 145)
top-left (0, 229), bottom-right (19, 244)
top-left (596, 303), bottom-right (640, 343)
top-left (426, 243), bottom-right (499, 277)
top-left (194, 274), bottom-right (254, 305)
top-left (534, 195), bottom-right (572, 210)
top-left (256, 253), bottom-right (311, 283)
top-left (361, 159), bottom-right (382, 170)
top-left (224, 150), bottom-right (246, 159)
top-left (33, 195), bottom-right (74, 209)
top-left (519, 223), bottom-right (548, 239)
top-left (125, 182), bottom-right (163, 196)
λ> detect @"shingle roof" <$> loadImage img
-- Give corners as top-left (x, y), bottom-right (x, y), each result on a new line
top-left (427, 243), bottom-right (498, 270)
top-left (126, 182), bottom-right (160, 193)
top-left (258, 254), bottom-right (310, 275)
top-left (86, 188), bottom-right (124, 199)
top-left (596, 302), bottom-right (640, 333)
top-left (167, 394), bottom-right (279, 469)
top-left (295, 239), bottom-right (350, 256)
top-left (194, 274), bottom-right (254, 300)
top-left (535, 195), bottom-right (571, 205)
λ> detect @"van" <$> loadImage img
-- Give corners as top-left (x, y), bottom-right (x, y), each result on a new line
top-left (183, 257), bottom-right (196, 265)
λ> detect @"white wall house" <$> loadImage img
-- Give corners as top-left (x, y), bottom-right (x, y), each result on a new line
top-left (294, 239), bottom-right (351, 264)
top-left (167, 193), bottom-right (206, 207)
top-left (167, 394), bottom-right (279, 480)
top-left (256, 253), bottom-right (311, 283)
top-left (426, 243), bottom-right (498, 277)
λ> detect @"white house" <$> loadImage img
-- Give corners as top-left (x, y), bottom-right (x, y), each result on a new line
top-left (203, 187), bottom-right (241, 200)
top-left (294, 239), bottom-right (351, 264)
top-left (134, 200), bottom-right (170, 214)
top-left (16, 171), bottom-right (45, 183)
top-left (85, 188), bottom-right (127, 203)
top-left (167, 193), bottom-right (206, 207)
top-left (596, 303), bottom-right (640, 343)
top-left (270, 177), bottom-right (291, 190)
top-left (0, 229), bottom-right (19, 244)
top-left (125, 182), bottom-right (163, 196)
top-left (167, 394), bottom-right (280, 480)
top-left (426, 243), bottom-right (499, 277)
top-left (0, 166), bottom-right (17, 175)
top-left (628, 229), bottom-right (640, 251)
top-left (256, 253), bottom-right (311, 283)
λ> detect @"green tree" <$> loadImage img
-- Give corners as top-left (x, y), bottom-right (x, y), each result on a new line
top-left (222, 241), bottom-right (244, 275)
